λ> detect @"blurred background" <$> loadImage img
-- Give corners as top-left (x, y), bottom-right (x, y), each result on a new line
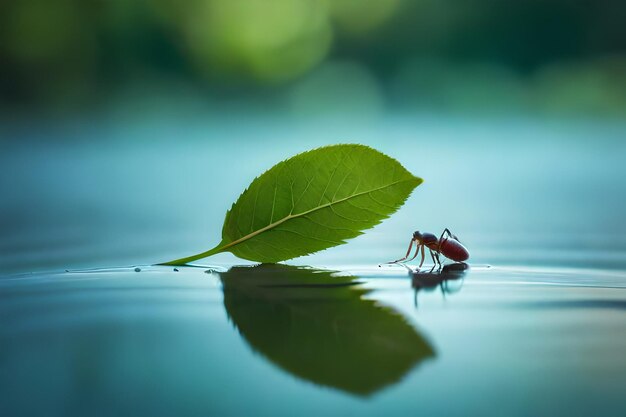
top-left (1, 0), bottom-right (625, 120)
top-left (1, 0), bottom-right (625, 273)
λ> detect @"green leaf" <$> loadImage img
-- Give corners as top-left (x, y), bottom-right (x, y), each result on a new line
top-left (220, 264), bottom-right (435, 395)
top-left (164, 144), bottom-right (422, 264)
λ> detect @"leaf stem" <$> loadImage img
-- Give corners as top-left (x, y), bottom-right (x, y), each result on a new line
top-left (159, 245), bottom-right (224, 266)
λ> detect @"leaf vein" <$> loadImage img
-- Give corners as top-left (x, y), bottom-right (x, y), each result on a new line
top-left (269, 176), bottom-right (278, 223)
top-left (368, 191), bottom-right (398, 209)
top-left (345, 199), bottom-right (386, 216)
top-left (303, 215), bottom-right (358, 233)
top-left (276, 228), bottom-right (343, 245)
top-left (294, 175), bottom-right (315, 211)
top-left (318, 150), bottom-right (348, 206)
top-left (332, 170), bottom-right (352, 201)
top-left (250, 186), bottom-right (260, 232)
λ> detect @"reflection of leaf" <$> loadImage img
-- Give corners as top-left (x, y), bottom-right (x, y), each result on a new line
top-left (164, 145), bottom-right (422, 265)
top-left (220, 264), bottom-right (435, 396)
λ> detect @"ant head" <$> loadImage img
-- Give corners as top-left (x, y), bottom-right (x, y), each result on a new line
top-left (412, 230), bottom-right (423, 241)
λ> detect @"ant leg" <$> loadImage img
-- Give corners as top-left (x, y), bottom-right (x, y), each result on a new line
top-left (429, 249), bottom-right (439, 270)
top-left (417, 245), bottom-right (426, 269)
top-left (388, 239), bottom-right (414, 263)
top-left (405, 243), bottom-right (423, 263)
top-left (427, 251), bottom-right (437, 272)
top-left (433, 251), bottom-right (442, 270)
top-left (437, 228), bottom-right (460, 262)
top-left (427, 249), bottom-right (437, 272)
top-left (439, 228), bottom-right (461, 243)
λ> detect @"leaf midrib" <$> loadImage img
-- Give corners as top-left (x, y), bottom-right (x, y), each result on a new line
top-left (162, 177), bottom-right (417, 265)
top-left (220, 177), bottom-right (415, 251)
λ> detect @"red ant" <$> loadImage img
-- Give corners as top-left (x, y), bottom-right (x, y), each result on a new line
top-left (389, 228), bottom-right (469, 269)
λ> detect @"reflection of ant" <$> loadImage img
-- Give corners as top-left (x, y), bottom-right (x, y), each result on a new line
top-left (404, 262), bottom-right (469, 307)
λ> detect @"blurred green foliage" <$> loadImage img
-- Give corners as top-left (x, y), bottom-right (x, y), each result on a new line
top-left (0, 0), bottom-right (624, 117)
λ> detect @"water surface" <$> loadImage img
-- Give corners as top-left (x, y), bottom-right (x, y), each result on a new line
top-left (2, 263), bottom-right (626, 417)
top-left (1, 117), bottom-right (626, 416)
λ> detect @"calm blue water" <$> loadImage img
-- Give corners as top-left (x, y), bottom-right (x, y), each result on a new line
top-left (1, 116), bottom-right (626, 416)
